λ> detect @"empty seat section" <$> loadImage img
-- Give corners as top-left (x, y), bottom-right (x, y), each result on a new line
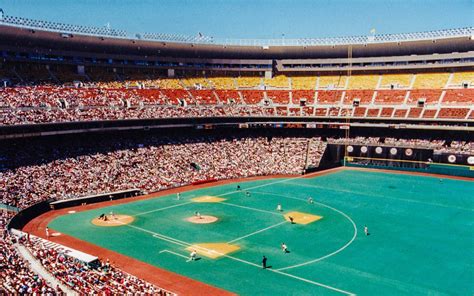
top-left (291, 76), bottom-right (316, 90)
top-left (292, 90), bottom-right (315, 104)
top-left (347, 75), bottom-right (379, 89)
top-left (375, 90), bottom-right (407, 104)
top-left (317, 90), bottom-right (343, 104)
top-left (443, 89), bottom-right (474, 104)
top-left (318, 76), bottom-right (347, 89)
top-left (407, 90), bottom-right (442, 105)
top-left (412, 73), bottom-right (449, 89)
top-left (264, 75), bottom-right (289, 88)
top-left (449, 71), bottom-right (474, 87)
top-left (237, 77), bottom-right (261, 88)
top-left (343, 90), bottom-right (374, 105)
top-left (379, 74), bottom-right (412, 89)
top-left (241, 90), bottom-right (264, 104)
top-left (266, 90), bottom-right (290, 104)
top-left (208, 77), bottom-right (236, 89)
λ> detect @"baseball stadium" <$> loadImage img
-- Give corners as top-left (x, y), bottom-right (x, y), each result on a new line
top-left (1, 1), bottom-right (473, 295)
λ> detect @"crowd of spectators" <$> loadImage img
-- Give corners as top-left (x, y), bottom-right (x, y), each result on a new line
top-left (0, 136), bottom-right (325, 209)
top-left (0, 211), bottom-right (58, 295)
top-left (24, 237), bottom-right (171, 295)
top-left (0, 135), bottom-right (327, 294)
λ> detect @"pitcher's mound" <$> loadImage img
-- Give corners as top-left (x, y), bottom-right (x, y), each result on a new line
top-left (192, 196), bottom-right (226, 203)
top-left (186, 215), bottom-right (218, 224)
top-left (92, 214), bottom-right (134, 227)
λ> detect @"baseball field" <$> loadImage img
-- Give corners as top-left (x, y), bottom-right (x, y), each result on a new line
top-left (45, 168), bottom-right (474, 295)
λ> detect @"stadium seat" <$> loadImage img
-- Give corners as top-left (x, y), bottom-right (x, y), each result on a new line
top-left (412, 73), bottom-right (449, 89)
top-left (347, 75), bottom-right (379, 89)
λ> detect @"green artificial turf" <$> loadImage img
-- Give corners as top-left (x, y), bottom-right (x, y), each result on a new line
top-left (49, 169), bottom-right (474, 295)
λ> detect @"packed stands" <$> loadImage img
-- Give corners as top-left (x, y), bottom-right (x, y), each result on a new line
top-left (1, 212), bottom-right (58, 295)
top-left (25, 237), bottom-right (170, 295)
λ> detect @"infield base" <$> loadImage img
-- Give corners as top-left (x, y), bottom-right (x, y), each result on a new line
top-left (186, 243), bottom-right (240, 259)
top-left (284, 211), bottom-right (322, 224)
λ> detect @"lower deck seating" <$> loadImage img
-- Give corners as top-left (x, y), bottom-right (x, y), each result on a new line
top-left (241, 90), bottom-right (265, 104)
top-left (317, 90), bottom-right (343, 104)
top-left (407, 90), bottom-right (442, 105)
top-left (375, 90), bottom-right (407, 104)
top-left (292, 90), bottom-right (315, 105)
top-left (437, 108), bottom-right (470, 119)
top-left (343, 90), bottom-right (374, 105)
top-left (442, 89), bottom-right (474, 104)
top-left (266, 90), bottom-right (290, 104)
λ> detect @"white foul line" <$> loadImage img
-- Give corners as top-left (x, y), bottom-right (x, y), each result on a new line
top-left (119, 220), bottom-right (354, 295)
top-left (227, 221), bottom-right (288, 244)
top-left (159, 249), bottom-right (189, 259)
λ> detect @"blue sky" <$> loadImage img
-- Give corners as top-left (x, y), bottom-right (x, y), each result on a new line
top-left (0, 0), bottom-right (472, 39)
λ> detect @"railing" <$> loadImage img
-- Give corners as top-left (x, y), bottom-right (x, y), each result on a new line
top-left (0, 13), bottom-right (473, 46)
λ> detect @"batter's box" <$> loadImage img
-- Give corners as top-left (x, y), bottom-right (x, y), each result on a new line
top-left (284, 211), bottom-right (322, 225)
top-left (192, 196), bottom-right (226, 203)
top-left (186, 243), bottom-right (240, 259)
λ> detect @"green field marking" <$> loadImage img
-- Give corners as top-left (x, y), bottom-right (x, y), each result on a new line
top-left (49, 169), bottom-right (474, 295)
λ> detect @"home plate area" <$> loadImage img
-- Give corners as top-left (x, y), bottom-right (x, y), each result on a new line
top-left (284, 211), bottom-right (323, 224)
top-left (186, 243), bottom-right (240, 259)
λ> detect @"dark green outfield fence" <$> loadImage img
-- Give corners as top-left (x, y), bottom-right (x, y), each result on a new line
top-left (344, 158), bottom-right (474, 178)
